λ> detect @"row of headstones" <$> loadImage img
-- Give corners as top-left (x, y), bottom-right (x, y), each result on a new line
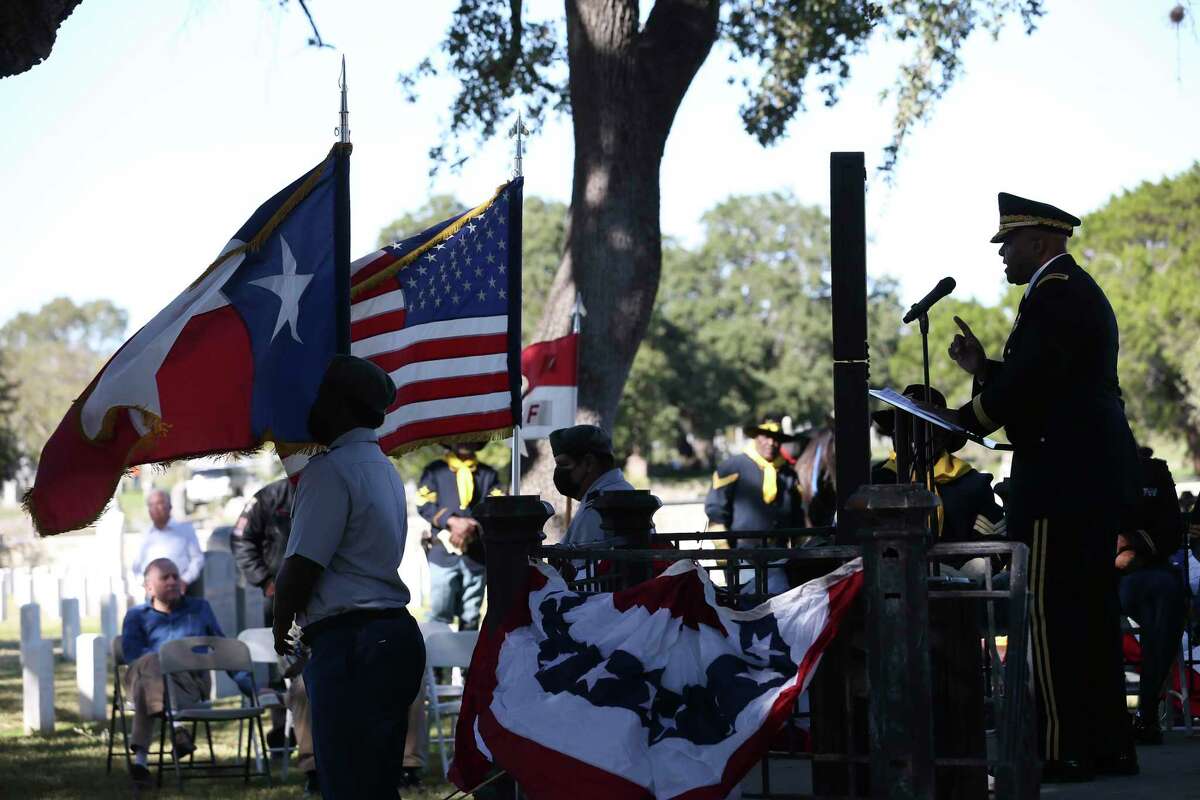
top-left (16, 549), bottom-right (259, 735)
top-left (0, 565), bottom-right (131, 623)
top-left (19, 601), bottom-right (110, 735)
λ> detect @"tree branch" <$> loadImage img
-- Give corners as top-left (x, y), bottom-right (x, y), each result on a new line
top-left (295, 0), bottom-right (334, 49)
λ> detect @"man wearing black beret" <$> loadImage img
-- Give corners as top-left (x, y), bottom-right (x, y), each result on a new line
top-left (272, 355), bottom-right (426, 798)
top-left (550, 424), bottom-right (635, 545)
top-left (948, 193), bottom-right (1140, 782)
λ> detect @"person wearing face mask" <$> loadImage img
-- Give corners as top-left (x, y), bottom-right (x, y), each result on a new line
top-left (949, 193), bottom-right (1140, 783)
top-left (551, 424), bottom-right (635, 546)
top-left (704, 415), bottom-right (806, 595)
top-left (271, 355), bottom-right (425, 799)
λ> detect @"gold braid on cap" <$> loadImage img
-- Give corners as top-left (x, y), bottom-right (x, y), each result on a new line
top-left (996, 214), bottom-right (1074, 235)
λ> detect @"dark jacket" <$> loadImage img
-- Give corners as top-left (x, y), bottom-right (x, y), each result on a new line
top-left (230, 479), bottom-right (294, 589)
top-left (957, 255), bottom-right (1139, 526)
top-left (1124, 456), bottom-right (1184, 567)
top-left (705, 450), bottom-right (806, 541)
top-left (416, 457), bottom-right (504, 567)
top-left (872, 456), bottom-right (1006, 544)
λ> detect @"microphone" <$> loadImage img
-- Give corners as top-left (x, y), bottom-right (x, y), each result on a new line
top-left (903, 277), bottom-right (956, 324)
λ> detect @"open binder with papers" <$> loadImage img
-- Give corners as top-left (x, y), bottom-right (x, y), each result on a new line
top-left (870, 387), bottom-right (1014, 451)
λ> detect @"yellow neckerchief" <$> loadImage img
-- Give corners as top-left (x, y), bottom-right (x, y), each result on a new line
top-left (742, 443), bottom-right (786, 504)
top-left (444, 453), bottom-right (478, 508)
top-left (881, 451), bottom-right (974, 535)
top-left (881, 451), bottom-right (974, 484)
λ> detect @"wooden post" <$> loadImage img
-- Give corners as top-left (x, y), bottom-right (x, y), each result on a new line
top-left (592, 490), bottom-right (662, 588)
top-left (848, 483), bottom-right (939, 799)
top-left (475, 496), bottom-right (553, 631)
top-left (830, 152), bottom-right (871, 544)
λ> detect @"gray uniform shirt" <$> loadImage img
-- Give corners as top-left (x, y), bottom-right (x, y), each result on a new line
top-left (561, 468), bottom-right (635, 546)
top-left (285, 427), bottom-right (411, 626)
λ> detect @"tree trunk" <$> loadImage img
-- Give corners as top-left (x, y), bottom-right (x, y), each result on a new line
top-left (523, 0), bottom-right (718, 538)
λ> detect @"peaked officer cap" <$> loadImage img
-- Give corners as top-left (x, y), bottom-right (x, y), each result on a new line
top-left (990, 192), bottom-right (1081, 243)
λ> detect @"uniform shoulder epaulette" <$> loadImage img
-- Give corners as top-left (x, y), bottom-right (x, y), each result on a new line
top-left (712, 470), bottom-right (739, 490)
top-left (1035, 272), bottom-right (1069, 290)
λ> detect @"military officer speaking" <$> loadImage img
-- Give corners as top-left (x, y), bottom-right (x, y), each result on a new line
top-left (948, 193), bottom-right (1140, 782)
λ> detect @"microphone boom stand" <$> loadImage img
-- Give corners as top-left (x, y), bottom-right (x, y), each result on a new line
top-left (918, 313), bottom-right (935, 492)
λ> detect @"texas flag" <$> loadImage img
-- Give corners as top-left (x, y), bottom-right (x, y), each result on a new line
top-left (520, 332), bottom-right (578, 440)
top-left (25, 147), bottom-right (345, 535)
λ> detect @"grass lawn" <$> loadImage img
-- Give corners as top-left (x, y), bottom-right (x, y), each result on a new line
top-left (0, 616), bottom-right (458, 798)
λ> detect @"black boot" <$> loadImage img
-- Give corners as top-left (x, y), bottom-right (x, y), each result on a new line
top-left (1131, 711), bottom-right (1163, 746)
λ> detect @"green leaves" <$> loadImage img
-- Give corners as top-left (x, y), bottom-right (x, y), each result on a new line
top-left (1074, 164), bottom-right (1200, 466)
top-left (615, 191), bottom-right (904, 460)
top-left (404, 1), bottom-right (1043, 173)
top-left (0, 298), bottom-right (128, 469)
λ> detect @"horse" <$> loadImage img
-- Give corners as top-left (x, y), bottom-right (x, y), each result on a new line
top-left (790, 427), bottom-right (837, 528)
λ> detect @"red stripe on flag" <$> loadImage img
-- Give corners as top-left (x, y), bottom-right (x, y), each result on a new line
top-left (350, 309), bottom-right (409, 342)
top-left (364, 333), bottom-right (510, 374)
top-left (351, 274), bottom-right (404, 304)
top-left (349, 253), bottom-right (398, 288)
top-left (389, 372), bottom-right (511, 411)
top-left (379, 410), bottom-right (513, 453)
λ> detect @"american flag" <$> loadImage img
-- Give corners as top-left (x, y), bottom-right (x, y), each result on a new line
top-left (348, 178), bottom-right (522, 455)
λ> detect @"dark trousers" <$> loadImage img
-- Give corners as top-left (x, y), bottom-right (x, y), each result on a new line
top-left (1020, 512), bottom-right (1132, 763)
top-left (1120, 565), bottom-right (1186, 715)
top-left (303, 610), bottom-right (426, 799)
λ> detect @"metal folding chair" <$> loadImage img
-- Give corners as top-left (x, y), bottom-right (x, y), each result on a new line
top-left (424, 628), bottom-right (479, 777)
top-left (156, 636), bottom-right (272, 789)
top-left (105, 635), bottom-right (134, 774)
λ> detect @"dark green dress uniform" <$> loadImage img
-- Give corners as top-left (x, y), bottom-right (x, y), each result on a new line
top-left (705, 446), bottom-right (806, 541)
top-left (957, 234), bottom-right (1139, 768)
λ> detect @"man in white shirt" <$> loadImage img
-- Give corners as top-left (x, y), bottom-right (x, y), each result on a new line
top-left (131, 489), bottom-right (204, 595)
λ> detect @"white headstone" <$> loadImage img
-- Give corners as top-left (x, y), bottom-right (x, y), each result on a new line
top-left (23, 639), bottom-right (55, 735)
top-left (76, 634), bottom-right (108, 722)
top-left (19, 602), bottom-right (41, 664)
top-left (32, 571), bottom-right (59, 621)
top-left (0, 568), bottom-right (10, 622)
top-left (13, 567), bottom-right (33, 606)
top-left (203, 551), bottom-right (239, 697)
top-left (242, 584), bottom-right (266, 632)
top-left (100, 594), bottom-right (120, 643)
top-left (60, 598), bottom-right (81, 661)
top-left (81, 574), bottom-right (101, 617)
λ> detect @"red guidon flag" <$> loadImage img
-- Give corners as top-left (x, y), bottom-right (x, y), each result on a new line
top-left (450, 558), bottom-right (863, 799)
top-left (520, 332), bottom-right (578, 439)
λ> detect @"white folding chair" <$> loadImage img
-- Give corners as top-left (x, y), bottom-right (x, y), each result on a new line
top-left (424, 629), bottom-right (479, 777)
top-left (237, 627), bottom-right (293, 777)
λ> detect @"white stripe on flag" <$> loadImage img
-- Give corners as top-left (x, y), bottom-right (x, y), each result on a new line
top-left (378, 391), bottom-right (512, 435)
top-left (351, 315), bottom-right (509, 358)
top-left (520, 385), bottom-right (578, 440)
top-left (390, 354), bottom-right (508, 388)
top-left (351, 249), bottom-right (387, 276)
top-left (350, 288), bottom-right (406, 322)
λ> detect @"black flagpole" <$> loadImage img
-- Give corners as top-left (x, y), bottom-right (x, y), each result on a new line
top-left (334, 56), bottom-right (352, 354)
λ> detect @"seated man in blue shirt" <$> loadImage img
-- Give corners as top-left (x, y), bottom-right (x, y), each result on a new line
top-left (121, 557), bottom-right (253, 783)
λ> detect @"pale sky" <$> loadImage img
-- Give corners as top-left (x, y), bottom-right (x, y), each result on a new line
top-left (1, 0), bottom-right (1197, 336)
